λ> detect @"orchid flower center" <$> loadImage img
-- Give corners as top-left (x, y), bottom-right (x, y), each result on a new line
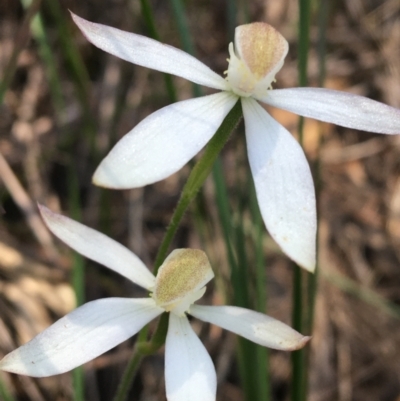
top-left (226, 22), bottom-right (289, 98)
top-left (152, 249), bottom-right (214, 316)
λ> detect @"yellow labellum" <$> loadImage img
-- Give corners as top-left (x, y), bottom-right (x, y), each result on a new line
top-left (235, 23), bottom-right (287, 79)
top-left (226, 22), bottom-right (288, 98)
top-left (153, 249), bottom-right (214, 313)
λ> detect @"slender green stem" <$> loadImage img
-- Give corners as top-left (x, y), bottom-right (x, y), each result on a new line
top-left (298, 0), bottom-right (311, 88)
top-left (68, 165), bottom-right (85, 401)
top-left (292, 1), bottom-right (311, 401)
top-left (291, 266), bottom-right (305, 401)
top-left (153, 100), bottom-right (243, 272)
top-left (140, 0), bottom-right (177, 102)
top-left (137, 313), bottom-right (169, 354)
top-left (322, 270), bottom-right (400, 320)
top-left (227, 0), bottom-right (237, 38)
top-left (234, 205), bottom-right (257, 401)
top-left (112, 351), bottom-right (144, 401)
top-left (45, 0), bottom-right (96, 155)
top-left (45, 0), bottom-right (91, 104)
top-left (212, 159), bottom-right (238, 271)
top-left (307, 0), bottom-right (330, 339)
top-left (169, 0), bottom-right (201, 98)
top-left (250, 181), bottom-right (270, 401)
top-left (112, 313), bottom-right (169, 401)
top-left (113, 102), bottom-right (242, 400)
top-left (115, 5), bottom-right (242, 400)
top-left (20, 0), bottom-right (64, 114)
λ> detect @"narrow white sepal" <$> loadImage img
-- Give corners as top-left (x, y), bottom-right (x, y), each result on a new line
top-left (257, 88), bottom-right (400, 134)
top-left (71, 13), bottom-right (229, 91)
top-left (39, 205), bottom-right (156, 290)
top-left (0, 298), bottom-right (163, 377)
top-left (93, 93), bottom-right (238, 189)
top-left (190, 305), bottom-right (310, 351)
top-left (165, 314), bottom-right (216, 401)
top-left (242, 98), bottom-right (316, 272)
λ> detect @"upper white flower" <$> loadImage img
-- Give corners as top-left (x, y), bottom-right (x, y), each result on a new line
top-left (0, 205), bottom-right (309, 401)
top-left (71, 14), bottom-right (400, 272)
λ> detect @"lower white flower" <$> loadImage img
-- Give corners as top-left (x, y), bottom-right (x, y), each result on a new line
top-left (0, 206), bottom-right (310, 401)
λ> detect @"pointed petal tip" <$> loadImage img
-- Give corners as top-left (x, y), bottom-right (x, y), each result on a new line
top-left (261, 88), bottom-right (400, 135)
top-left (298, 258), bottom-right (316, 274)
top-left (92, 166), bottom-right (126, 189)
top-left (290, 335), bottom-right (311, 351)
top-left (0, 353), bottom-right (35, 377)
top-left (91, 93), bottom-right (237, 189)
top-left (70, 13), bottom-right (228, 91)
top-left (92, 169), bottom-right (110, 189)
top-left (0, 356), bottom-right (9, 372)
top-left (70, 11), bottom-right (86, 31)
top-left (70, 11), bottom-right (86, 28)
top-left (70, 12), bottom-right (99, 45)
top-left (38, 205), bottom-right (156, 290)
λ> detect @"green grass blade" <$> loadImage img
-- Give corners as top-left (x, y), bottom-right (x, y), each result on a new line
top-left (212, 159), bottom-right (238, 272)
top-left (291, 266), bottom-right (306, 401)
top-left (322, 270), bottom-right (400, 320)
top-left (226, 0), bottom-right (237, 41)
top-left (249, 180), bottom-right (270, 401)
top-left (20, 0), bottom-right (64, 115)
top-left (68, 166), bottom-right (85, 401)
top-left (307, 0), bottom-right (330, 344)
top-left (44, 0), bottom-right (96, 154)
top-left (292, 1), bottom-right (312, 401)
top-left (140, 0), bottom-right (177, 102)
top-left (169, 0), bottom-right (201, 97)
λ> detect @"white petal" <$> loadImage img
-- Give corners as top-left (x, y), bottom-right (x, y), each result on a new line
top-left (71, 13), bottom-right (229, 91)
top-left (190, 305), bottom-right (310, 351)
top-left (242, 98), bottom-right (316, 271)
top-left (0, 298), bottom-right (163, 377)
top-left (93, 92), bottom-right (238, 189)
top-left (39, 205), bottom-right (156, 290)
top-left (258, 88), bottom-right (400, 134)
top-left (165, 314), bottom-right (216, 401)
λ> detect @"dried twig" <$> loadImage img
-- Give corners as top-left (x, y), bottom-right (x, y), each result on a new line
top-left (0, 150), bottom-right (57, 260)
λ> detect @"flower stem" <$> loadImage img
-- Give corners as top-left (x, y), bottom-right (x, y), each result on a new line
top-left (113, 102), bottom-right (242, 401)
top-left (292, 1), bottom-right (311, 401)
top-left (112, 350), bottom-right (144, 401)
top-left (153, 99), bottom-right (243, 273)
top-left (112, 315), bottom-right (170, 401)
top-left (137, 313), bottom-right (169, 355)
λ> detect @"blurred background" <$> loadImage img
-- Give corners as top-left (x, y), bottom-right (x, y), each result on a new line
top-left (1, 0), bottom-right (400, 400)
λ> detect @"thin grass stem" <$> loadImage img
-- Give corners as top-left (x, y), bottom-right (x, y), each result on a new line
top-left (250, 181), bottom-right (270, 401)
top-left (292, 1), bottom-right (311, 401)
top-left (112, 351), bottom-right (144, 401)
top-left (68, 165), bottom-right (85, 401)
top-left (20, 0), bottom-right (64, 114)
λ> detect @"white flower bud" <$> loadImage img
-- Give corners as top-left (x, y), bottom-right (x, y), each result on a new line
top-left (226, 22), bottom-right (288, 98)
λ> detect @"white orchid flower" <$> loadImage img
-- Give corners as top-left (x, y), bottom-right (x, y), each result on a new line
top-left (71, 14), bottom-right (400, 272)
top-left (0, 205), bottom-right (309, 401)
